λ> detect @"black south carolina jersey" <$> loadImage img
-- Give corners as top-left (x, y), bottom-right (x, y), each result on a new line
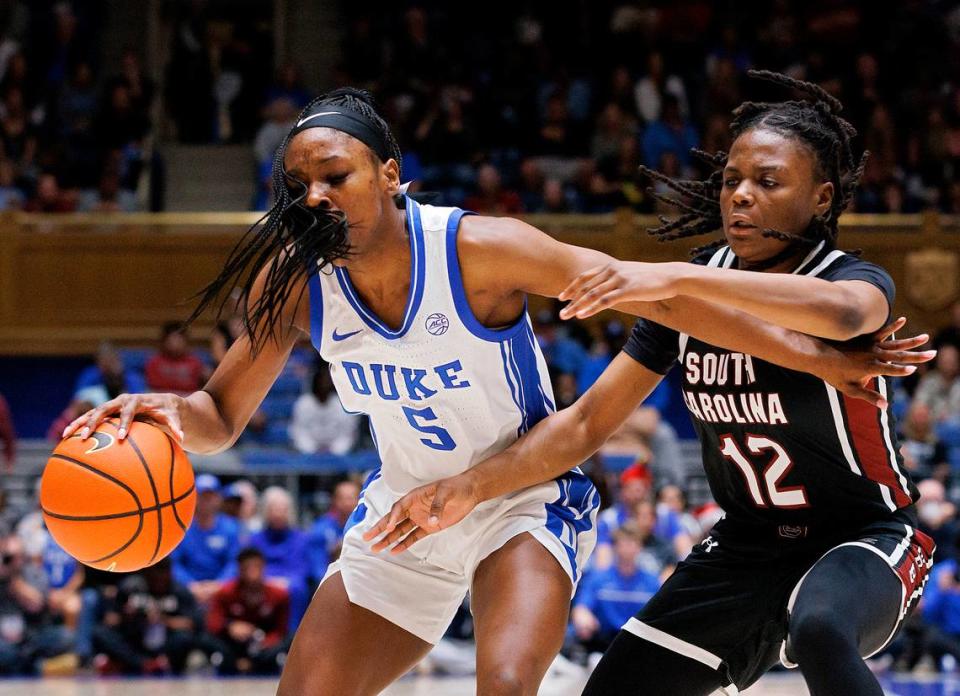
top-left (625, 242), bottom-right (920, 527)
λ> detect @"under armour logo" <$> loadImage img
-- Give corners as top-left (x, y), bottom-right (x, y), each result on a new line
top-left (702, 536), bottom-right (719, 553)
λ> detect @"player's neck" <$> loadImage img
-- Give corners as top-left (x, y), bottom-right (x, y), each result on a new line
top-left (342, 207), bottom-right (411, 291)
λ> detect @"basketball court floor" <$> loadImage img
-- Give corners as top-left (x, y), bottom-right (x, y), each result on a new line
top-left (4, 672), bottom-right (960, 696)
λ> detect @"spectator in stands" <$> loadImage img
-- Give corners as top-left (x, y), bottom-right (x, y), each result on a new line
top-left (917, 478), bottom-right (959, 564)
top-left (74, 341), bottom-right (147, 397)
top-left (900, 402), bottom-right (950, 483)
top-left (914, 344), bottom-right (960, 422)
top-left (640, 94), bottom-right (698, 170)
top-left (171, 474), bottom-right (240, 604)
top-left (48, 389), bottom-right (102, 443)
top-left (0, 86), bottom-right (35, 173)
top-left (91, 558), bottom-right (198, 675)
top-left (307, 479), bottom-right (359, 584)
top-left (253, 96), bottom-right (298, 209)
top-left (594, 464), bottom-right (689, 570)
top-left (145, 322), bottom-right (207, 396)
top-left (206, 547), bottom-right (290, 675)
top-left (517, 158), bottom-right (545, 212)
top-left (602, 400), bottom-right (685, 489)
top-left (656, 485), bottom-right (702, 542)
top-left (920, 541), bottom-right (960, 671)
top-left (571, 522), bottom-right (660, 654)
top-left (0, 393), bottom-right (14, 472)
top-left (264, 61), bottom-right (311, 111)
top-left (24, 172), bottom-right (75, 212)
top-left (221, 479), bottom-right (263, 543)
top-left (535, 92), bottom-right (585, 158)
top-left (934, 301), bottom-right (960, 351)
top-left (463, 162), bottom-right (522, 215)
top-left (633, 51), bottom-right (689, 124)
top-left (248, 487), bottom-right (309, 629)
top-left (0, 156), bottom-right (23, 209)
top-left (632, 499), bottom-right (679, 580)
top-left (590, 102), bottom-right (637, 163)
top-left (77, 171), bottom-right (137, 212)
top-left (289, 364), bottom-right (360, 455)
top-left (0, 534), bottom-right (74, 675)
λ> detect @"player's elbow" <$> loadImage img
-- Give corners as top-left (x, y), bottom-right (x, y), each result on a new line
top-left (571, 400), bottom-right (610, 458)
top-left (825, 304), bottom-right (871, 341)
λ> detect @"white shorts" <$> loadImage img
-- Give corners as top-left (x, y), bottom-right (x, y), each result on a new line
top-left (321, 467), bottom-right (600, 644)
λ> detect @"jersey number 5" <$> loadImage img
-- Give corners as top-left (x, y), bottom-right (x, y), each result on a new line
top-left (719, 434), bottom-right (808, 508)
top-left (402, 406), bottom-right (457, 451)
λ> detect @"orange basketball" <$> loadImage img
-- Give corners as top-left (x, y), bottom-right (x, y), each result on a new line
top-left (41, 419), bottom-right (196, 573)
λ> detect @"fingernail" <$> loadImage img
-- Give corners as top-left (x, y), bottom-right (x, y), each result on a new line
top-left (878, 400), bottom-right (888, 410)
top-left (61, 428), bottom-right (69, 439)
top-left (117, 427), bottom-right (126, 440)
top-left (80, 428), bottom-right (89, 439)
top-left (429, 515), bottom-right (439, 526)
top-left (907, 366), bottom-right (917, 374)
top-left (178, 430), bottom-right (185, 442)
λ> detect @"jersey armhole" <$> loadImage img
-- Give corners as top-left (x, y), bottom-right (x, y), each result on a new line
top-left (308, 269), bottom-right (324, 354)
top-left (445, 210), bottom-right (527, 342)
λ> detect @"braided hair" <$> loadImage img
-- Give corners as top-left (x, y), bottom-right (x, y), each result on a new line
top-left (643, 70), bottom-right (868, 268)
top-left (186, 88), bottom-right (402, 353)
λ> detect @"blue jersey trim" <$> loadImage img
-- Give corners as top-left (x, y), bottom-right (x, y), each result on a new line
top-left (544, 470), bottom-right (599, 583)
top-left (308, 269), bottom-right (324, 354)
top-left (343, 466), bottom-right (382, 535)
top-left (333, 196), bottom-right (426, 340)
top-left (445, 209), bottom-right (527, 342)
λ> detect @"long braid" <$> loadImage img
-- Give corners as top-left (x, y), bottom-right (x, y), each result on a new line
top-left (185, 88), bottom-right (401, 353)
top-left (645, 70), bottom-right (867, 267)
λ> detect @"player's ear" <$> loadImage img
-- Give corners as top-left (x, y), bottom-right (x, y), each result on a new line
top-left (814, 181), bottom-right (834, 218)
top-left (382, 158), bottom-right (400, 196)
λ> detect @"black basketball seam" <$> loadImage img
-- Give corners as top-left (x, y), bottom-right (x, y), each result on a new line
top-left (166, 432), bottom-right (188, 532)
top-left (118, 425), bottom-right (164, 566)
top-left (42, 485), bottom-right (196, 521)
top-left (44, 454), bottom-right (145, 565)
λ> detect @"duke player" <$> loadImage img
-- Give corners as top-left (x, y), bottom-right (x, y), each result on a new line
top-left (368, 73), bottom-right (938, 696)
top-left (68, 86), bottom-right (932, 696)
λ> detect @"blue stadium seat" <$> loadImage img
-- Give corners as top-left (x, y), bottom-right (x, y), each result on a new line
top-left (120, 348), bottom-right (152, 373)
top-left (259, 395), bottom-right (296, 421)
top-left (949, 446), bottom-right (960, 471)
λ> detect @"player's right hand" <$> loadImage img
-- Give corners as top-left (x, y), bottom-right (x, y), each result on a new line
top-left (61, 393), bottom-right (185, 443)
top-left (819, 316), bottom-right (936, 408)
top-left (363, 473), bottom-right (481, 554)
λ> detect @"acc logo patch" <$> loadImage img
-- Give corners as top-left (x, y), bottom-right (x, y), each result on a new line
top-left (425, 313), bottom-right (450, 336)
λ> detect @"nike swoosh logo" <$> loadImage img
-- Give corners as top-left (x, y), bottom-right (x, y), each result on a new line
top-left (332, 328), bottom-right (363, 342)
top-left (296, 111), bottom-right (342, 127)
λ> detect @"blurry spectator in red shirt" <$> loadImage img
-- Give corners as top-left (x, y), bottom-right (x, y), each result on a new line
top-left (206, 547), bottom-right (289, 675)
top-left (145, 323), bottom-right (207, 396)
top-left (24, 173), bottom-right (76, 213)
top-left (0, 394), bottom-right (14, 471)
top-left (464, 163), bottom-right (522, 215)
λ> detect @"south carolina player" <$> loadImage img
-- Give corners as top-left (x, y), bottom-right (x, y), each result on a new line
top-left (68, 86), bottom-right (931, 696)
top-left (368, 73), bottom-right (937, 696)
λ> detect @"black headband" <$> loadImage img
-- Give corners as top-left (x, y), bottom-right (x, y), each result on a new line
top-left (287, 107), bottom-right (391, 162)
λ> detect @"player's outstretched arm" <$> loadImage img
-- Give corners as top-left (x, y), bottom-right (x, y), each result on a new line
top-left (559, 260), bottom-right (889, 340)
top-left (364, 352), bottom-right (662, 553)
top-left (62, 265), bottom-right (307, 454)
top-left (457, 217), bottom-right (933, 405)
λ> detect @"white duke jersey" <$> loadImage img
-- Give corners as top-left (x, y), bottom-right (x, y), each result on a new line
top-left (306, 198), bottom-right (556, 494)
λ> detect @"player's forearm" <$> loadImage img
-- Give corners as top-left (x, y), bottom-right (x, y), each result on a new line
top-left (466, 400), bottom-right (605, 504)
top-left (670, 264), bottom-right (870, 340)
top-left (622, 297), bottom-right (831, 377)
top-left (179, 390), bottom-right (235, 454)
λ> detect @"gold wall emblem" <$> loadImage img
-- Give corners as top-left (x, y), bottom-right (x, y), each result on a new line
top-left (905, 248), bottom-right (960, 311)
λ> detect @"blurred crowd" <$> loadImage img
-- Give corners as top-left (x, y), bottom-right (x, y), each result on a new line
top-left (8, 1), bottom-right (960, 216)
top-left (251, 1), bottom-right (960, 215)
top-left (0, 1), bottom-right (160, 213)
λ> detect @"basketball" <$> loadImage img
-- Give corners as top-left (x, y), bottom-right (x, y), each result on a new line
top-left (40, 420), bottom-right (196, 573)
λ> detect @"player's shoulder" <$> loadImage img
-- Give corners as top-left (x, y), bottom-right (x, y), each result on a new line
top-left (814, 249), bottom-right (894, 286)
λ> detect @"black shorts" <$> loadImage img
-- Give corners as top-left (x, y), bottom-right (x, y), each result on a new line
top-left (625, 508), bottom-right (935, 691)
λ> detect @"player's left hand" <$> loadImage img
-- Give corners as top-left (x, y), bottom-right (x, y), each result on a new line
top-left (559, 261), bottom-right (681, 319)
top-left (363, 474), bottom-right (481, 554)
top-left (820, 316), bottom-right (936, 408)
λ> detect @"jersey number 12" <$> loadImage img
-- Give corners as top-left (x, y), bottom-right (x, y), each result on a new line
top-left (719, 434), bottom-right (808, 508)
